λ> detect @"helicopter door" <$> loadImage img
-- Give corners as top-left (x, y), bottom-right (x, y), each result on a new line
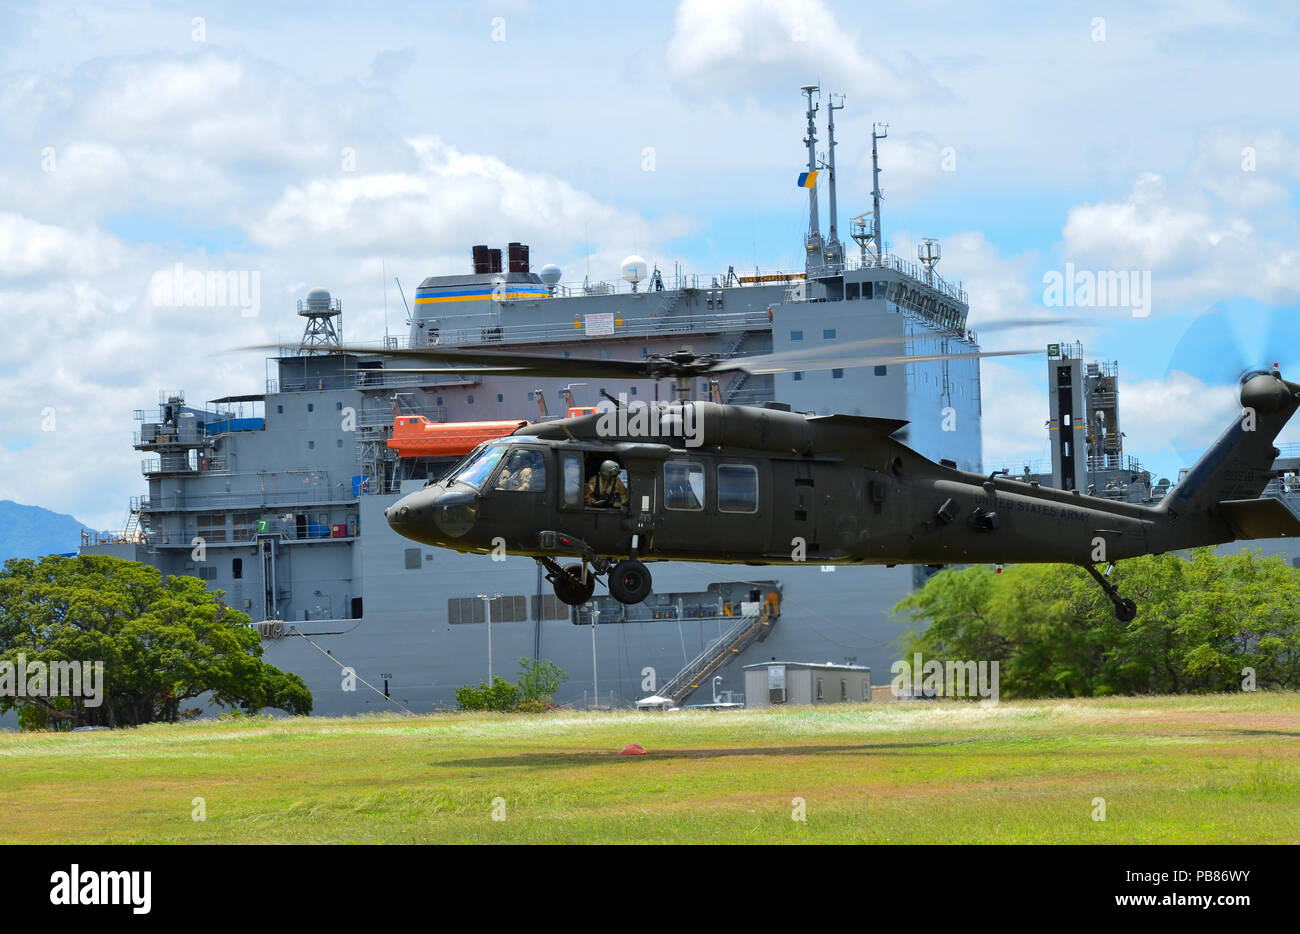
top-left (476, 446), bottom-right (549, 533)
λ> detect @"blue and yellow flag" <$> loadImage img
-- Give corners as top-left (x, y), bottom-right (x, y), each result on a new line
top-left (797, 170), bottom-right (818, 189)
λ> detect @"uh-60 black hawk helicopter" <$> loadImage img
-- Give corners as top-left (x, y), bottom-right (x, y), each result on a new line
top-left (346, 338), bottom-right (1300, 622)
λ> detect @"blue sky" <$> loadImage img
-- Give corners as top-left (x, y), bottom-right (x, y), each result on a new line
top-left (1, 0), bottom-right (1299, 529)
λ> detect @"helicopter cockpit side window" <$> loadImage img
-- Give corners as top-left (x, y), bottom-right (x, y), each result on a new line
top-left (664, 460), bottom-right (704, 511)
top-left (493, 447), bottom-right (547, 492)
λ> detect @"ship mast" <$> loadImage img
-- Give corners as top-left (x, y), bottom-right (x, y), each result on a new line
top-left (850, 122), bottom-right (888, 266)
top-left (870, 122), bottom-right (887, 263)
top-left (801, 85), bottom-right (824, 276)
top-left (824, 93), bottom-right (845, 272)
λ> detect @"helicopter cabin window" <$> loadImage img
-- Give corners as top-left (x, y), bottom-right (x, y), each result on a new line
top-left (493, 448), bottom-right (547, 492)
top-left (717, 464), bottom-right (759, 513)
top-left (664, 460), bottom-right (705, 511)
top-left (584, 455), bottom-right (628, 509)
top-left (562, 454), bottom-right (583, 508)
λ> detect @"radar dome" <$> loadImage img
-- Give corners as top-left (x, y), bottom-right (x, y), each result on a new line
top-left (306, 287), bottom-right (332, 311)
top-left (539, 264), bottom-right (563, 289)
top-left (621, 255), bottom-right (648, 285)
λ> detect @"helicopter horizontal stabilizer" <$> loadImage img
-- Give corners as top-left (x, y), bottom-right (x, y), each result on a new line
top-left (807, 413), bottom-right (909, 436)
top-left (1216, 498), bottom-right (1300, 540)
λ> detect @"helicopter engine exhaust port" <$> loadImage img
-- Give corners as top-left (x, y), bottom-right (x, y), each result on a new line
top-left (608, 559), bottom-right (652, 604)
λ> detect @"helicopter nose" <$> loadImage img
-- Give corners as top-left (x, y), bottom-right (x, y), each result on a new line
top-left (386, 490), bottom-right (429, 533)
top-left (387, 487), bottom-right (478, 540)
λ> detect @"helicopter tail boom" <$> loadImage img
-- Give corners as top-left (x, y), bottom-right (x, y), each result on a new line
top-left (1157, 369), bottom-right (1300, 544)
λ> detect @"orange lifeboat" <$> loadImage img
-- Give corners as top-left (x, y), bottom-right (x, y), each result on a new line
top-left (387, 416), bottom-right (528, 458)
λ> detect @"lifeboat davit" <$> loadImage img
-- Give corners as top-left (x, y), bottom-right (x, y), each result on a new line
top-left (387, 416), bottom-right (528, 458)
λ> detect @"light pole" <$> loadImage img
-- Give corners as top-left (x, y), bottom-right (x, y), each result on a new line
top-left (477, 593), bottom-right (501, 682)
top-left (590, 606), bottom-right (600, 709)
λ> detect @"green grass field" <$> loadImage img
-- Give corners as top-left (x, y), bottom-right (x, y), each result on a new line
top-left (1, 692), bottom-right (1296, 843)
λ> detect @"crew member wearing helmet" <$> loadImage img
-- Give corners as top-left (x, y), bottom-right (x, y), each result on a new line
top-left (585, 459), bottom-right (627, 508)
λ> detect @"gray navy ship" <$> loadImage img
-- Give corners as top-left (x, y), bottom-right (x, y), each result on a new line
top-left (81, 87), bottom-right (1300, 715)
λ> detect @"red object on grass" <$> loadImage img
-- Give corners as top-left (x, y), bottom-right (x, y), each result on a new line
top-left (619, 743), bottom-right (647, 756)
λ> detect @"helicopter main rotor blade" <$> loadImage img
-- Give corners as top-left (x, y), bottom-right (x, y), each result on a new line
top-left (246, 343), bottom-right (654, 380)
top-left (715, 345), bottom-right (1042, 375)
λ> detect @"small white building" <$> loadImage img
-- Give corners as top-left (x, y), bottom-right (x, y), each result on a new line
top-left (743, 662), bottom-right (871, 708)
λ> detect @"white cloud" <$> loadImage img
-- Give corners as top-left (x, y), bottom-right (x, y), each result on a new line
top-left (1059, 172), bottom-right (1300, 308)
top-left (665, 0), bottom-right (918, 101)
top-left (250, 136), bottom-right (698, 280)
top-left (0, 211), bottom-right (128, 279)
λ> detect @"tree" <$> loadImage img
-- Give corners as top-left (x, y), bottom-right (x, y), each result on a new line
top-left (516, 657), bottom-right (567, 705)
top-left (0, 555), bottom-right (312, 729)
top-left (893, 548), bottom-right (1300, 698)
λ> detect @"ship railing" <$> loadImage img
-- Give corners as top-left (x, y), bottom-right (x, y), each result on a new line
top-left (143, 485), bottom-right (357, 512)
top-left (272, 309), bottom-right (775, 358)
top-left (855, 253), bottom-right (968, 304)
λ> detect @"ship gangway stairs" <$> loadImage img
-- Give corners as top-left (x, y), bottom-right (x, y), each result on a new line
top-left (655, 598), bottom-right (780, 707)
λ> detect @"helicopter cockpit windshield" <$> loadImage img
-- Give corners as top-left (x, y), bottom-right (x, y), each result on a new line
top-left (446, 442), bottom-right (508, 490)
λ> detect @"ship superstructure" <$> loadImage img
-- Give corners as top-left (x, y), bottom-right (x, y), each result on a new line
top-left (84, 88), bottom-right (986, 714)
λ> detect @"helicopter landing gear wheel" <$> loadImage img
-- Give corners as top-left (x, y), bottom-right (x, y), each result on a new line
top-left (608, 559), bottom-right (652, 604)
top-left (552, 562), bottom-right (596, 606)
top-left (1084, 563), bottom-right (1138, 621)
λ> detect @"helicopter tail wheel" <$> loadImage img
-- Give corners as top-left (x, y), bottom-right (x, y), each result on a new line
top-left (552, 562), bottom-right (596, 606)
top-left (608, 559), bottom-right (652, 604)
top-left (1083, 563), bottom-right (1138, 621)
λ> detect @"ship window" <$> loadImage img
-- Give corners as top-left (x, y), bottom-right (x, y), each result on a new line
top-left (448, 597), bottom-right (483, 624)
top-left (308, 440), bottom-right (315, 450)
top-left (436, 396), bottom-right (444, 406)
top-left (496, 393), bottom-right (504, 403)
top-left (494, 448), bottom-right (547, 492)
top-left (832, 369), bottom-right (844, 379)
top-left (599, 350), bottom-right (611, 360)
top-left (717, 464), bottom-right (759, 514)
top-left (840, 679), bottom-right (847, 701)
top-left (232, 558), bottom-right (243, 580)
top-left (863, 282), bottom-right (873, 299)
top-left (562, 453), bottom-right (583, 508)
top-left (791, 330), bottom-right (803, 341)
top-left (337, 439), bottom-right (343, 448)
top-left (793, 372), bottom-right (804, 381)
top-left (816, 677), bottom-right (824, 701)
top-left (336, 402), bottom-right (342, 411)
top-left (405, 548), bottom-right (422, 570)
top-left (467, 395), bottom-right (474, 404)
top-left (277, 405), bottom-right (283, 414)
top-left (197, 566), bottom-right (217, 581)
top-left (532, 593), bottom-right (570, 621)
top-left (307, 404), bottom-right (314, 412)
top-left (824, 329), bottom-right (836, 339)
top-left (846, 283), bottom-right (859, 300)
top-left (527, 391), bottom-right (534, 400)
top-left (874, 365), bottom-right (887, 376)
top-left (863, 679), bottom-right (870, 700)
top-left (629, 386), bottom-right (637, 396)
top-left (664, 460), bottom-right (704, 511)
